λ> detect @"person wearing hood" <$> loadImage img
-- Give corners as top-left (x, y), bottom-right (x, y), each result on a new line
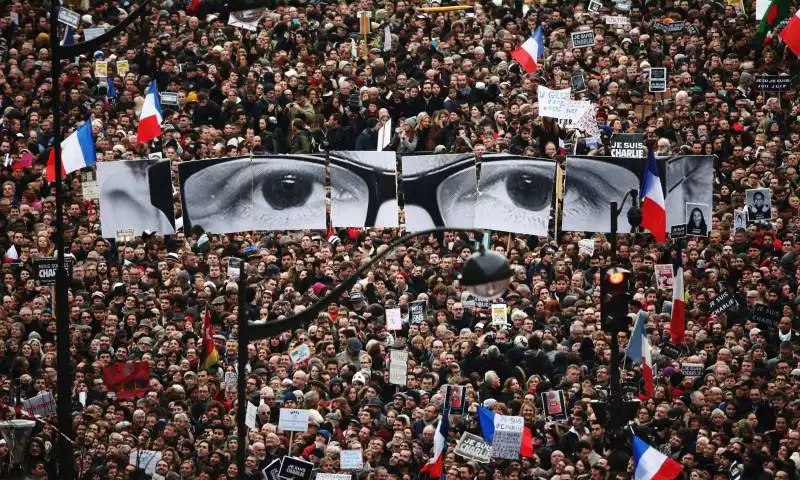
top-left (336, 336), bottom-right (362, 369)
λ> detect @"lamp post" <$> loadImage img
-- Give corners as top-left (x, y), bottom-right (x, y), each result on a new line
top-left (235, 227), bottom-right (512, 477)
top-left (48, 2), bottom-right (153, 478)
top-left (606, 190), bottom-right (641, 435)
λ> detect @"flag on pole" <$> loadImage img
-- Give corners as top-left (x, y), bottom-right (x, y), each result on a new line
top-left (671, 255), bottom-right (685, 344)
top-left (625, 311), bottom-right (654, 399)
top-left (420, 389), bottom-right (451, 477)
top-left (756, 0), bottom-right (790, 44)
top-left (137, 81), bottom-right (163, 143)
top-left (46, 122), bottom-right (96, 182)
top-left (632, 435), bottom-right (682, 480)
top-left (201, 309), bottom-right (219, 370)
top-left (184, 0), bottom-right (201, 14)
top-left (510, 27), bottom-right (543, 73)
top-left (780, 9), bottom-right (800, 55)
top-left (640, 150), bottom-right (666, 242)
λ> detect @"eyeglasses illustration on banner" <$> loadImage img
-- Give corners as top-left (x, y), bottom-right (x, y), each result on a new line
top-left (329, 151), bottom-right (399, 228)
top-left (179, 155), bottom-right (328, 233)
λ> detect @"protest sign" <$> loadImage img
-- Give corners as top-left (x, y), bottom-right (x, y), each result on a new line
top-left (446, 385), bottom-right (468, 416)
top-left (278, 409), bottom-right (310, 432)
top-left (290, 344), bottom-right (311, 364)
top-left (454, 432), bottom-right (492, 463)
top-left (621, 381), bottom-right (639, 400)
top-left (681, 363), bottom-right (704, 379)
top-left (605, 15), bottom-right (629, 26)
top-left (33, 257), bottom-right (75, 285)
top-left (490, 415), bottom-right (524, 460)
top-left (389, 350), bottom-right (408, 386)
top-left (83, 27), bottom-right (105, 41)
top-left (755, 75), bottom-right (792, 91)
top-left (317, 475), bottom-right (351, 480)
top-left (660, 342), bottom-right (683, 360)
top-left (225, 371), bottom-right (237, 390)
top-left (116, 60), bottom-right (130, 76)
top-left (752, 303), bottom-right (781, 328)
top-left (537, 87), bottom-right (571, 119)
top-left (733, 210), bottom-right (747, 232)
top-left (572, 71), bottom-right (587, 93)
top-left (386, 307), bottom-right (402, 330)
top-left (279, 456), bottom-right (314, 480)
top-left (571, 30), bottom-right (596, 48)
top-left (228, 8), bottom-right (265, 31)
top-left (227, 257), bottom-right (242, 280)
top-left (655, 264), bottom-right (674, 289)
top-left (685, 23), bottom-right (699, 35)
top-left (610, 133), bottom-right (645, 158)
top-left (541, 390), bottom-right (567, 421)
top-left (58, 7), bottom-right (80, 28)
top-left (262, 458), bottom-right (281, 480)
top-left (82, 178), bottom-right (99, 200)
top-left (588, 0), bottom-right (602, 11)
top-left (246, 402), bottom-right (258, 428)
top-left (160, 91), bottom-right (179, 106)
top-left (578, 238), bottom-right (595, 257)
top-left (649, 68), bottom-right (667, 92)
top-left (409, 300), bottom-right (426, 323)
top-left (95, 61), bottom-right (108, 79)
top-left (117, 228), bottom-right (136, 243)
top-left (23, 392), bottom-right (56, 417)
top-left (670, 224), bottom-right (686, 238)
top-left (129, 450), bottom-right (162, 476)
top-left (708, 291), bottom-right (739, 317)
top-left (653, 20), bottom-right (685, 33)
top-left (340, 450), bottom-right (363, 470)
top-left (491, 304), bottom-right (507, 325)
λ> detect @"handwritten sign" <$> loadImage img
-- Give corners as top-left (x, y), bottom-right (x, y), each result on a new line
top-left (605, 15), bottom-right (629, 26)
top-left (455, 432), bottom-right (492, 463)
top-left (386, 307), bottom-right (402, 330)
top-left (23, 392), bottom-right (56, 417)
top-left (578, 238), bottom-right (595, 257)
top-left (537, 86), bottom-right (571, 119)
top-left (290, 344), bottom-right (311, 364)
top-left (389, 349), bottom-right (408, 386)
top-left (755, 75), bottom-right (793, 91)
top-left (278, 409), bottom-right (310, 432)
top-left (490, 415), bottom-right (524, 460)
top-left (340, 450), bottom-right (363, 470)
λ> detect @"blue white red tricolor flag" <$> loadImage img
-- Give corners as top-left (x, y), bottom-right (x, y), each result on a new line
top-left (420, 388), bottom-right (451, 478)
top-left (671, 255), bottom-right (685, 344)
top-left (640, 149), bottom-right (666, 242)
top-left (137, 81), bottom-right (163, 143)
top-left (625, 311), bottom-right (654, 399)
top-left (510, 27), bottom-right (544, 74)
top-left (633, 434), bottom-right (682, 480)
top-left (46, 122), bottom-right (96, 182)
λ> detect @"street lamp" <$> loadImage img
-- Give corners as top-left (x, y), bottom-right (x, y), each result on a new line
top-left (48, 2), bottom-right (153, 479)
top-left (235, 227), bottom-right (511, 477)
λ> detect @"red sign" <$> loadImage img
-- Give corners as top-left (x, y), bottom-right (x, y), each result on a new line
top-left (103, 361), bottom-right (150, 399)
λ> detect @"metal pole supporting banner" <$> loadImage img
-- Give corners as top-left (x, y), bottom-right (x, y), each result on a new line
top-left (50, 1), bottom-right (75, 478)
top-left (607, 201), bottom-right (622, 433)
top-left (236, 264), bottom-right (249, 479)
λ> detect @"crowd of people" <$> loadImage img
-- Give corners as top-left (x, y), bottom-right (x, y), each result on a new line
top-left (0, 0), bottom-right (799, 479)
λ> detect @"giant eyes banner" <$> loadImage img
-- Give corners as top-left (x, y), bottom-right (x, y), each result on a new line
top-left (329, 151), bottom-right (399, 228)
top-left (97, 159), bottom-right (176, 239)
top-left (177, 155), bottom-right (327, 234)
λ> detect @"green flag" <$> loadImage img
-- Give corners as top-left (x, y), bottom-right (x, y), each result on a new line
top-left (756, 0), bottom-right (791, 44)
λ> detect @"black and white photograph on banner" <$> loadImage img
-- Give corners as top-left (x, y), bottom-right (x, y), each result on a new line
top-left (733, 209), bottom-right (747, 231)
top-left (663, 156), bottom-right (714, 228)
top-left (474, 155), bottom-right (555, 236)
top-left (97, 159), bottom-right (175, 239)
top-left (746, 188), bottom-right (772, 220)
top-left (329, 151), bottom-right (399, 228)
top-left (400, 153), bottom-right (476, 231)
top-left (562, 156), bottom-right (642, 233)
top-left (227, 8), bottom-right (265, 31)
top-left (685, 202), bottom-right (710, 236)
top-left (179, 155), bottom-right (327, 233)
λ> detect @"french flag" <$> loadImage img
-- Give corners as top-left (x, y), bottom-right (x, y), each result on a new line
top-left (671, 254), bottom-right (685, 344)
top-left (137, 81), bottom-right (163, 143)
top-left (625, 311), bottom-right (654, 399)
top-left (477, 406), bottom-right (534, 458)
top-left (510, 27), bottom-right (544, 74)
top-left (46, 122), bottom-right (96, 182)
top-left (420, 390), bottom-right (451, 478)
top-left (633, 434), bottom-right (682, 480)
top-left (640, 150), bottom-right (666, 242)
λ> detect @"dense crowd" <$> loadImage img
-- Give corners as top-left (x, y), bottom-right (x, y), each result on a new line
top-left (0, 0), bottom-right (799, 479)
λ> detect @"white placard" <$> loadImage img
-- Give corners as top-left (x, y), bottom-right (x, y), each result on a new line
top-left (491, 415), bottom-right (524, 460)
top-left (578, 238), bottom-right (595, 257)
top-left (389, 350), bottom-right (408, 386)
top-left (655, 264), bottom-right (674, 289)
top-left (278, 408), bottom-right (310, 432)
top-left (225, 371), bottom-right (237, 390)
top-left (537, 86), bottom-right (572, 119)
top-left (228, 8), bottom-right (265, 31)
top-left (491, 304), bottom-right (507, 325)
top-left (9, 12), bottom-right (18, 25)
top-left (290, 344), bottom-right (311, 364)
top-left (386, 307), bottom-right (402, 330)
top-left (340, 450), bottom-right (364, 470)
top-left (83, 27), bottom-right (106, 41)
top-left (317, 475), bottom-right (352, 480)
top-left (82, 180), bottom-right (99, 200)
top-left (57, 7), bottom-right (81, 29)
top-left (116, 228), bottom-right (136, 243)
top-left (246, 402), bottom-right (258, 428)
top-left (22, 392), bottom-right (56, 417)
top-left (604, 15), bottom-right (629, 25)
top-left (129, 450), bottom-right (162, 476)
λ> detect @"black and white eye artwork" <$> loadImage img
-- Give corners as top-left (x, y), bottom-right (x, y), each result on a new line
top-left (475, 154), bottom-right (555, 236)
top-left (664, 155), bottom-right (714, 228)
top-left (562, 156), bottom-right (642, 233)
top-left (97, 159), bottom-right (175, 238)
top-left (685, 202), bottom-right (710, 236)
top-left (745, 187), bottom-right (772, 221)
top-left (329, 151), bottom-right (399, 228)
top-left (400, 153), bottom-right (476, 231)
top-left (178, 155), bottom-right (327, 234)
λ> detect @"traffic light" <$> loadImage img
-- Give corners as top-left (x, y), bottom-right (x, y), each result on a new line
top-left (601, 266), bottom-right (631, 332)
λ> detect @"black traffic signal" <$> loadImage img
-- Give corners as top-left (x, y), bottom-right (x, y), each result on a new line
top-left (600, 267), bottom-right (631, 333)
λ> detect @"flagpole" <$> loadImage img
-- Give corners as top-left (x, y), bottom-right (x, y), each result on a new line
top-left (50, 1), bottom-right (75, 478)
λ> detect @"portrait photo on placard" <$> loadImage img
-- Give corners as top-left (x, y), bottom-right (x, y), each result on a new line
top-left (400, 153), bottom-right (476, 231)
top-left (474, 154), bottom-right (555, 236)
top-left (97, 159), bottom-right (176, 239)
top-left (745, 188), bottom-right (772, 220)
top-left (663, 156), bottom-right (714, 228)
top-left (179, 155), bottom-right (327, 233)
top-left (329, 151), bottom-right (398, 228)
top-left (685, 202), bottom-right (710, 236)
top-left (733, 209), bottom-right (747, 232)
top-left (562, 156), bottom-right (643, 233)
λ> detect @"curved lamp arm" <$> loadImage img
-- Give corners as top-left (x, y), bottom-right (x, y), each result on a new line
top-left (55, 0), bottom-right (153, 58)
top-left (247, 227), bottom-right (484, 340)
